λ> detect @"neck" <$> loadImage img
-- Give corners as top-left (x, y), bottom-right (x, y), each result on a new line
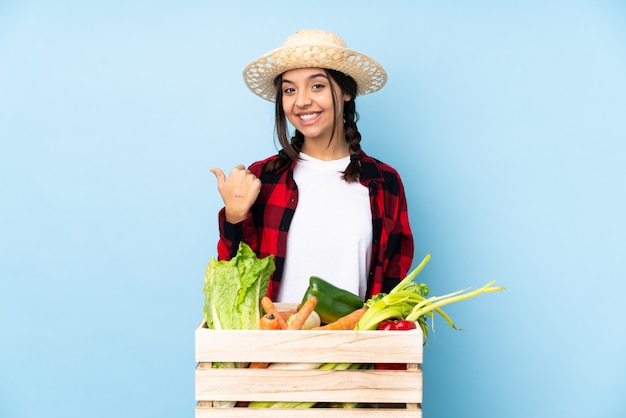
top-left (301, 130), bottom-right (348, 161)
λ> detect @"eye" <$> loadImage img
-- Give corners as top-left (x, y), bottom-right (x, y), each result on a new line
top-left (283, 87), bottom-right (295, 94)
top-left (312, 83), bottom-right (325, 90)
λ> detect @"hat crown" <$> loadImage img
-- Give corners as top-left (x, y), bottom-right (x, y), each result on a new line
top-left (282, 30), bottom-right (347, 49)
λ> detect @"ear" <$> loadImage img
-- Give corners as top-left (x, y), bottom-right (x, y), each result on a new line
top-left (343, 93), bottom-right (352, 102)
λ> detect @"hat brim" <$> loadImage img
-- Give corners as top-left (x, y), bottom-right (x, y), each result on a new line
top-left (243, 43), bottom-right (387, 102)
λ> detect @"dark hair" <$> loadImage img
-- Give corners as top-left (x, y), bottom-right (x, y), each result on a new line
top-left (265, 69), bottom-right (362, 182)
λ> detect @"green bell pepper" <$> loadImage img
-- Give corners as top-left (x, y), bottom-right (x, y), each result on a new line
top-left (301, 276), bottom-right (364, 324)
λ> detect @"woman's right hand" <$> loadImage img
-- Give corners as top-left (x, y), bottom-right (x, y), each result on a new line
top-left (210, 165), bottom-right (261, 224)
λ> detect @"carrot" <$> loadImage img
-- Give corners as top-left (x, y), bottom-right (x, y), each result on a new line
top-left (287, 296), bottom-right (317, 330)
top-left (259, 312), bottom-right (281, 330)
top-left (250, 311), bottom-right (280, 369)
top-left (260, 296), bottom-right (288, 330)
top-left (311, 307), bottom-right (368, 330)
top-left (248, 362), bottom-right (270, 369)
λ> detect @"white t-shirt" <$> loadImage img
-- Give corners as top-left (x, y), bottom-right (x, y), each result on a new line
top-left (278, 153), bottom-right (373, 303)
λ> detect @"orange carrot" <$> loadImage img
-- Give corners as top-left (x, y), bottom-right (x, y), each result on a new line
top-left (250, 311), bottom-right (280, 369)
top-left (287, 296), bottom-right (318, 330)
top-left (248, 362), bottom-right (270, 369)
top-left (311, 307), bottom-right (368, 330)
top-left (260, 296), bottom-right (288, 330)
top-left (259, 312), bottom-right (281, 330)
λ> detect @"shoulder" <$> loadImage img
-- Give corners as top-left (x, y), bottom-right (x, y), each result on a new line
top-left (247, 154), bottom-right (296, 184)
top-left (247, 154), bottom-right (282, 176)
top-left (359, 151), bottom-right (403, 182)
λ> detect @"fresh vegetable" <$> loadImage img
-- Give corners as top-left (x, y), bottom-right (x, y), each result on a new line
top-left (299, 310), bottom-right (321, 330)
top-left (249, 313), bottom-right (277, 368)
top-left (266, 362), bottom-right (323, 370)
top-left (279, 309), bottom-right (297, 321)
top-left (287, 296), bottom-right (318, 330)
top-left (301, 276), bottom-right (364, 324)
top-left (377, 319), bottom-right (417, 331)
top-left (203, 242), bottom-right (275, 330)
top-left (375, 320), bottom-right (417, 370)
top-left (259, 312), bottom-right (281, 330)
top-left (356, 254), bottom-right (506, 344)
top-left (249, 311), bottom-right (279, 369)
top-left (259, 296), bottom-right (320, 330)
top-left (209, 362), bottom-right (239, 408)
top-left (260, 296), bottom-right (288, 330)
top-left (310, 307), bottom-right (368, 330)
top-left (202, 242), bottom-right (275, 407)
top-left (248, 362), bottom-right (270, 369)
top-left (245, 254), bottom-right (505, 410)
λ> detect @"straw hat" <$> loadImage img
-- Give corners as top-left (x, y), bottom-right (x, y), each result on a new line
top-left (242, 30), bottom-right (387, 102)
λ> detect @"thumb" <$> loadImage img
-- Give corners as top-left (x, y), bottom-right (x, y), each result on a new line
top-left (210, 167), bottom-right (226, 185)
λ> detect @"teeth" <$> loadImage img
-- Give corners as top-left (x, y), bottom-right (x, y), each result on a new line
top-left (299, 113), bottom-right (319, 121)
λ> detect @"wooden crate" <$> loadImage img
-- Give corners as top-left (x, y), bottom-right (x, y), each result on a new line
top-left (195, 307), bottom-right (423, 417)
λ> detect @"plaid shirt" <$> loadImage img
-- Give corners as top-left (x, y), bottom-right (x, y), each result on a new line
top-left (217, 151), bottom-right (414, 300)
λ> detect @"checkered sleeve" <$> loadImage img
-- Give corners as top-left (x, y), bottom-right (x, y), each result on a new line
top-left (381, 173), bottom-right (414, 293)
top-left (216, 209), bottom-right (260, 260)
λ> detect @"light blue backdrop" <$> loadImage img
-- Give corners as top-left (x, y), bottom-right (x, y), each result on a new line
top-left (1, 1), bottom-right (625, 417)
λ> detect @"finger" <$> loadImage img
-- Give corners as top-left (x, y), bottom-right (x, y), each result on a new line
top-left (209, 167), bottom-right (226, 185)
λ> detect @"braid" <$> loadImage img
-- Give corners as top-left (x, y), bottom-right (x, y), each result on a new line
top-left (342, 98), bottom-right (362, 182)
top-left (265, 134), bottom-right (303, 172)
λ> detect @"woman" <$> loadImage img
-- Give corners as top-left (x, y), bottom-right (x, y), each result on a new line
top-left (211, 30), bottom-right (414, 303)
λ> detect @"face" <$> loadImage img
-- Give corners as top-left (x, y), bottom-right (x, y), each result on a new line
top-left (280, 68), bottom-right (351, 145)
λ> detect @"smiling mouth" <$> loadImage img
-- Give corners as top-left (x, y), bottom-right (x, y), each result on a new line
top-left (299, 112), bottom-right (320, 121)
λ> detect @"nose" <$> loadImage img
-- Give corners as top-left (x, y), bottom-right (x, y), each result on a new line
top-left (294, 90), bottom-right (312, 107)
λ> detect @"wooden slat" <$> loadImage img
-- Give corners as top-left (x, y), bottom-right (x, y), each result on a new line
top-left (195, 367), bottom-right (422, 403)
top-left (196, 405), bottom-right (422, 418)
top-left (195, 323), bottom-right (423, 364)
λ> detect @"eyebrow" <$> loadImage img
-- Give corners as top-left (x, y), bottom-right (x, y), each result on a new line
top-left (282, 73), bottom-right (328, 84)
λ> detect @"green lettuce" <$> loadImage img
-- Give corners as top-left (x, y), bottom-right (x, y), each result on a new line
top-left (203, 242), bottom-right (275, 330)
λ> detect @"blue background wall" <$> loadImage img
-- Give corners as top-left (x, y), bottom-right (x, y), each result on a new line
top-left (1, 1), bottom-right (625, 417)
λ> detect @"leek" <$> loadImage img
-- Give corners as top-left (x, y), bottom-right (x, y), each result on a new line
top-left (356, 254), bottom-right (505, 343)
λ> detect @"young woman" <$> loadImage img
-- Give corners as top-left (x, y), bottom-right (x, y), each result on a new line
top-left (210, 30), bottom-right (414, 303)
